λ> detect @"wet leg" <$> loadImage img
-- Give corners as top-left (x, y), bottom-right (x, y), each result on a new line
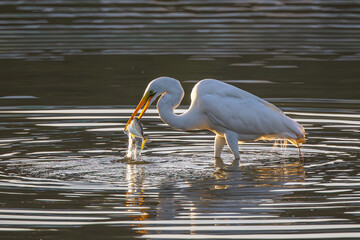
top-left (224, 132), bottom-right (240, 160)
top-left (214, 135), bottom-right (226, 158)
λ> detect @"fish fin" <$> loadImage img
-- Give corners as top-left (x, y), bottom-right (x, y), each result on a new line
top-left (141, 138), bottom-right (149, 149)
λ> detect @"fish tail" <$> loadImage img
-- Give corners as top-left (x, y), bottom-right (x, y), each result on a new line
top-left (141, 138), bottom-right (149, 149)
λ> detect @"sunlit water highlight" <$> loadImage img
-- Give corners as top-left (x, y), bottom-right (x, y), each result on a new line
top-left (0, 98), bottom-right (359, 239)
top-left (0, 0), bottom-right (360, 239)
top-left (1, 0), bottom-right (360, 61)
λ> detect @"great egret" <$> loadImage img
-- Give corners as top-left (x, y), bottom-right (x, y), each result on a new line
top-left (125, 77), bottom-right (305, 160)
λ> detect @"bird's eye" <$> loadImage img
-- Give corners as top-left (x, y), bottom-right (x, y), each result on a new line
top-left (149, 90), bottom-right (155, 96)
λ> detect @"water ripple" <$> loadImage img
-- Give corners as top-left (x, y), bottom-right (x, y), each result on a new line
top-left (1, 101), bottom-right (358, 239)
top-left (0, 0), bottom-right (360, 59)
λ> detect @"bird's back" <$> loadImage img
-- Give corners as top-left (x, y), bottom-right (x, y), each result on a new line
top-left (192, 79), bottom-right (305, 146)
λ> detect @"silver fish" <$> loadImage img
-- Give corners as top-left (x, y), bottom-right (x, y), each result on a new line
top-left (127, 118), bottom-right (149, 149)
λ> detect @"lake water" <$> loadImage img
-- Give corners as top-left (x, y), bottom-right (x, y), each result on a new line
top-left (0, 1), bottom-right (360, 239)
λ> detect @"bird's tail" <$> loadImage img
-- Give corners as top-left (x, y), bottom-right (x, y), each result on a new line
top-left (266, 119), bottom-right (305, 149)
top-left (285, 119), bottom-right (306, 147)
top-left (288, 137), bottom-right (305, 147)
top-left (257, 116), bottom-right (305, 149)
top-left (271, 135), bottom-right (305, 151)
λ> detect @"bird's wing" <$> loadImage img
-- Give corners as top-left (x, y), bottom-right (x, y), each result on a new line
top-left (200, 91), bottom-right (298, 140)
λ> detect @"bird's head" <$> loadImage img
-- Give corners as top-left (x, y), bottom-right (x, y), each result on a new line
top-left (124, 76), bottom-right (180, 131)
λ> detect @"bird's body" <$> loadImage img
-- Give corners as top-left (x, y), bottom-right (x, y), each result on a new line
top-left (125, 77), bottom-right (305, 160)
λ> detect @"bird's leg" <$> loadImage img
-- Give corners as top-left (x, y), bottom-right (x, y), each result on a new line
top-left (230, 158), bottom-right (240, 170)
top-left (224, 132), bottom-right (240, 160)
top-left (214, 156), bottom-right (225, 169)
top-left (214, 135), bottom-right (226, 158)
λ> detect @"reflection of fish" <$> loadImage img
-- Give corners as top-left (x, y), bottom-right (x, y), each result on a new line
top-left (127, 118), bottom-right (149, 149)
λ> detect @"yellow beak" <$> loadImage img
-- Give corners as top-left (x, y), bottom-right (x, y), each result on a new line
top-left (124, 92), bottom-right (153, 131)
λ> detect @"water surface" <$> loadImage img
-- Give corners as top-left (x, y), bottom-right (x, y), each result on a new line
top-left (0, 98), bottom-right (359, 239)
top-left (1, 0), bottom-right (360, 239)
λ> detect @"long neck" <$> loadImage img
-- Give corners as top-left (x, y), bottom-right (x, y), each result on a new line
top-left (156, 88), bottom-right (199, 131)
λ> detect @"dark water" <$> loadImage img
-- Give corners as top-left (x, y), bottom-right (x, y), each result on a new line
top-left (1, 1), bottom-right (360, 239)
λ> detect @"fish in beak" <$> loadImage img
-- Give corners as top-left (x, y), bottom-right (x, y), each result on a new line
top-left (127, 118), bottom-right (149, 149)
top-left (124, 91), bottom-right (154, 131)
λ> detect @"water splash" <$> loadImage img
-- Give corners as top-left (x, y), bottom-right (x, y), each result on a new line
top-left (125, 132), bottom-right (143, 161)
top-left (0, 103), bottom-right (360, 240)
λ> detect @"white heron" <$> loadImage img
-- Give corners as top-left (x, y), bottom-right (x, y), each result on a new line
top-left (124, 77), bottom-right (305, 160)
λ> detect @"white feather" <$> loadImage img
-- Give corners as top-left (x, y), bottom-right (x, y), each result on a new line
top-left (138, 77), bottom-right (306, 160)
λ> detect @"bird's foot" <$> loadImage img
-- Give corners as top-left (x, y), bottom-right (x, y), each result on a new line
top-left (214, 157), bottom-right (225, 169)
top-left (227, 158), bottom-right (240, 171)
top-left (214, 157), bottom-right (240, 171)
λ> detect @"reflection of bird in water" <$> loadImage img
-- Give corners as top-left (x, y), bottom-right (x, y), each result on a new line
top-left (212, 158), bottom-right (305, 190)
top-left (125, 77), bottom-right (305, 160)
